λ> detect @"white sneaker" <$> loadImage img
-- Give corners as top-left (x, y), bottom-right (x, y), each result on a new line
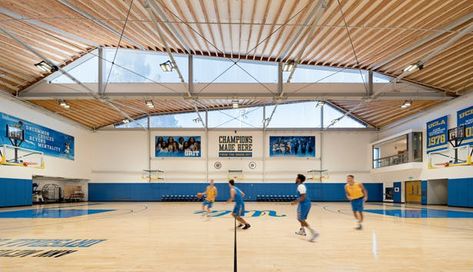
top-left (309, 231), bottom-right (319, 242)
top-left (295, 229), bottom-right (306, 236)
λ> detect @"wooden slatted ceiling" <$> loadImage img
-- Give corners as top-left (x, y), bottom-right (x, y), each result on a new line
top-left (330, 100), bottom-right (443, 128)
top-left (0, 0), bottom-right (472, 129)
top-left (30, 98), bottom-right (281, 129)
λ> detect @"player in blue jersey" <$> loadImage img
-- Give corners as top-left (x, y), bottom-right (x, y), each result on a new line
top-left (227, 179), bottom-right (251, 230)
top-left (291, 174), bottom-right (318, 242)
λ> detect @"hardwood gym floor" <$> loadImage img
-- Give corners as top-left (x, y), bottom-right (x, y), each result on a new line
top-left (0, 202), bottom-right (472, 271)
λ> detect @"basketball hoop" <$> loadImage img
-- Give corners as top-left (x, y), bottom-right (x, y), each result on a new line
top-left (307, 169), bottom-right (329, 182)
top-left (142, 169), bottom-right (164, 182)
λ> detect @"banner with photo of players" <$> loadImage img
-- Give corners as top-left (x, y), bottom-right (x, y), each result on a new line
top-left (269, 136), bottom-right (315, 157)
top-left (155, 136), bottom-right (201, 157)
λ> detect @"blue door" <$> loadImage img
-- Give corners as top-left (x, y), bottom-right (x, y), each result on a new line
top-left (421, 180), bottom-right (428, 205)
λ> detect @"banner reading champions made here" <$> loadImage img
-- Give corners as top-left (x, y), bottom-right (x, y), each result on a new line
top-left (457, 105), bottom-right (473, 145)
top-left (0, 112), bottom-right (75, 160)
top-left (426, 115), bottom-right (448, 153)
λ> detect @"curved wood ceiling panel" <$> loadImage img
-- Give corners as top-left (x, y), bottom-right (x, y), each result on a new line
top-left (0, 0), bottom-right (471, 129)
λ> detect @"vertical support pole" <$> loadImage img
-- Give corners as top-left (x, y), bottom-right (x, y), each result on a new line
top-left (147, 115), bottom-right (151, 182)
top-left (368, 70), bottom-right (373, 97)
top-left (407, 132), bottom-right (414, 163)
top-left (319, 103), bottom-right (324, 182)
top-left (277, 62), bottom-right (283, 96)
top-left (262, 106), bottom-right (266, 183)
top-left (98, 47), bottom-right (104, 96)
top-left (188, 55), bottom-right (193, 94)
top-left (205, 110), bottom-right (209, 182)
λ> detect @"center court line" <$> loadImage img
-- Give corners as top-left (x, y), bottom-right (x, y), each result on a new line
top-left (234, 218), bottom-right (238, 272)
top-left (372, 230), bottom-right (378, 258)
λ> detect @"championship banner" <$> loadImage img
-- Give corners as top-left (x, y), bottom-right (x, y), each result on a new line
top-left (0, 112), bottom-right (75, 160)
top-left (426, 115), bottom-right (448, 153)
top-left (269, 136), bottom-right (315, 157)
top-left (218, 136), bottom-right (253, 157)
top-left (155, 136), bottom-right (201, 157)
top-left (457, 105), bottom-right (473, 145)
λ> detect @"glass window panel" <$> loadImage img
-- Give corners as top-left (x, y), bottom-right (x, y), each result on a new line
top-left (103, 49), bottom-right (188, 83)
top-left (193, 57), bottom-right (277, 83)
top-left (207, 107), bottom-right (264, 128)
top-left (51, 55), bottom-right (98, 83)
top-left (284, 65), bottom-right (368, 83)
top-left (323, 104), bottom-right (366, 128)
top-left (115, 112), bottom-right (204, 128)
top-left (266, 102), bottom-right (322, 128)
top-left (373, 72), bottom-right (391, 83)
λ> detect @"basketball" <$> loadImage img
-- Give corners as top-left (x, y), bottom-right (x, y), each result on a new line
top-left (197, 192), bottom-right (203, 198)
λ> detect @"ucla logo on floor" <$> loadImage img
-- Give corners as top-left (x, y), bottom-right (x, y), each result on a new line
top-left (194, 210), bottom-right (286, 217)
top-left (0, 239), bottom-right (106, 258)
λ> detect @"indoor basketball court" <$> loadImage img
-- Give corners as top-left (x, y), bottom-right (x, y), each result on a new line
top-left (0, 1), bottom-right (472, 271)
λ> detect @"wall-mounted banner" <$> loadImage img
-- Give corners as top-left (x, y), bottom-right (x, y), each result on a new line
top-left (218, 136), bottom-right (253, 157)
top-left (426, 115), bottom-right (448, 153)
top-left (269, 136), bottom-right (315, 157)
top-left (0, 112), bottom-right (75, 160)
top-left (155, 136), bottom-right (201, 157)
top-left (457, 105), bottom-right (473, 145)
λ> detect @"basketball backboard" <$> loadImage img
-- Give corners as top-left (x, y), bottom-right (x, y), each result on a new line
top-left (0, 144), bottom-right (44, 168)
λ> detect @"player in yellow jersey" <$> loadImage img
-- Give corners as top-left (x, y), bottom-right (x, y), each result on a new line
top-left (345, 175), bottom-right (368, 230)
top-left (199, 179), bottom-right (218, 217)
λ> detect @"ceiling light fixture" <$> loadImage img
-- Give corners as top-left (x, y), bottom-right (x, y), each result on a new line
top-left (35, 61), bottom-right (58, 73)
top-left (146, 100), bottom-right (155, 109)
top-left (160, 60), bottom-right (174, 72)
top-left (282, 61), bottom-right (296, 72)
top-left (122, 119), bottom-right (130, 124)
top-left (403, 61), bottom-right (423, 73)
top-left (232, 99), bottom-right (239, 109)
top-left (58, 99), bottom-right (70, 109)
top-left (401, 100), bottom-right (412, 109)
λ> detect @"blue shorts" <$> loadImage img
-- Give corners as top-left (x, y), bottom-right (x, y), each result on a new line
top-left (233, 202), bottom-right (245, 217)
top-left (203, 200), bottom-right (214, 208)
top-left (297, 202), bottom-right (311, 221)
top-left (351, 197), bottom-right (364, 212)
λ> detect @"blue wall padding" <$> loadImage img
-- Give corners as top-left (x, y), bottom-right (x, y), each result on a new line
top-left (89, 182), bottom-right (383, 202)
top-left (421, 180), bottom-right (428, 205)
top-left (0, 178), bottom-right (32, 207)
top-left (448, 178), bottom-right (473, 208)
top-left (393, 182), bottom-right (402, 203)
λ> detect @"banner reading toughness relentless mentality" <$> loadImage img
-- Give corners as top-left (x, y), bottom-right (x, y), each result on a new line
top-left (269, 136), bottom-right (315, 157)
top-left (218, 136), bottom-right (253, 157)
top-left (426, 115), bottom-right (448, 153)
top-left (155, 136), bottom-right (201, 157)
top-left (0, 112), bottom-right (75, 160)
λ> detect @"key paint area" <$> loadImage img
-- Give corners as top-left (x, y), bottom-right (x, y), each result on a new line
top-left (0, 209), bottom-right (115, 218)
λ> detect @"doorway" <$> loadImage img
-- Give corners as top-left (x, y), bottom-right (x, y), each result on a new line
top-left (426, 179), bottom-right (448, 205)
top-left (405, 180), bottom-right (421, 204)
